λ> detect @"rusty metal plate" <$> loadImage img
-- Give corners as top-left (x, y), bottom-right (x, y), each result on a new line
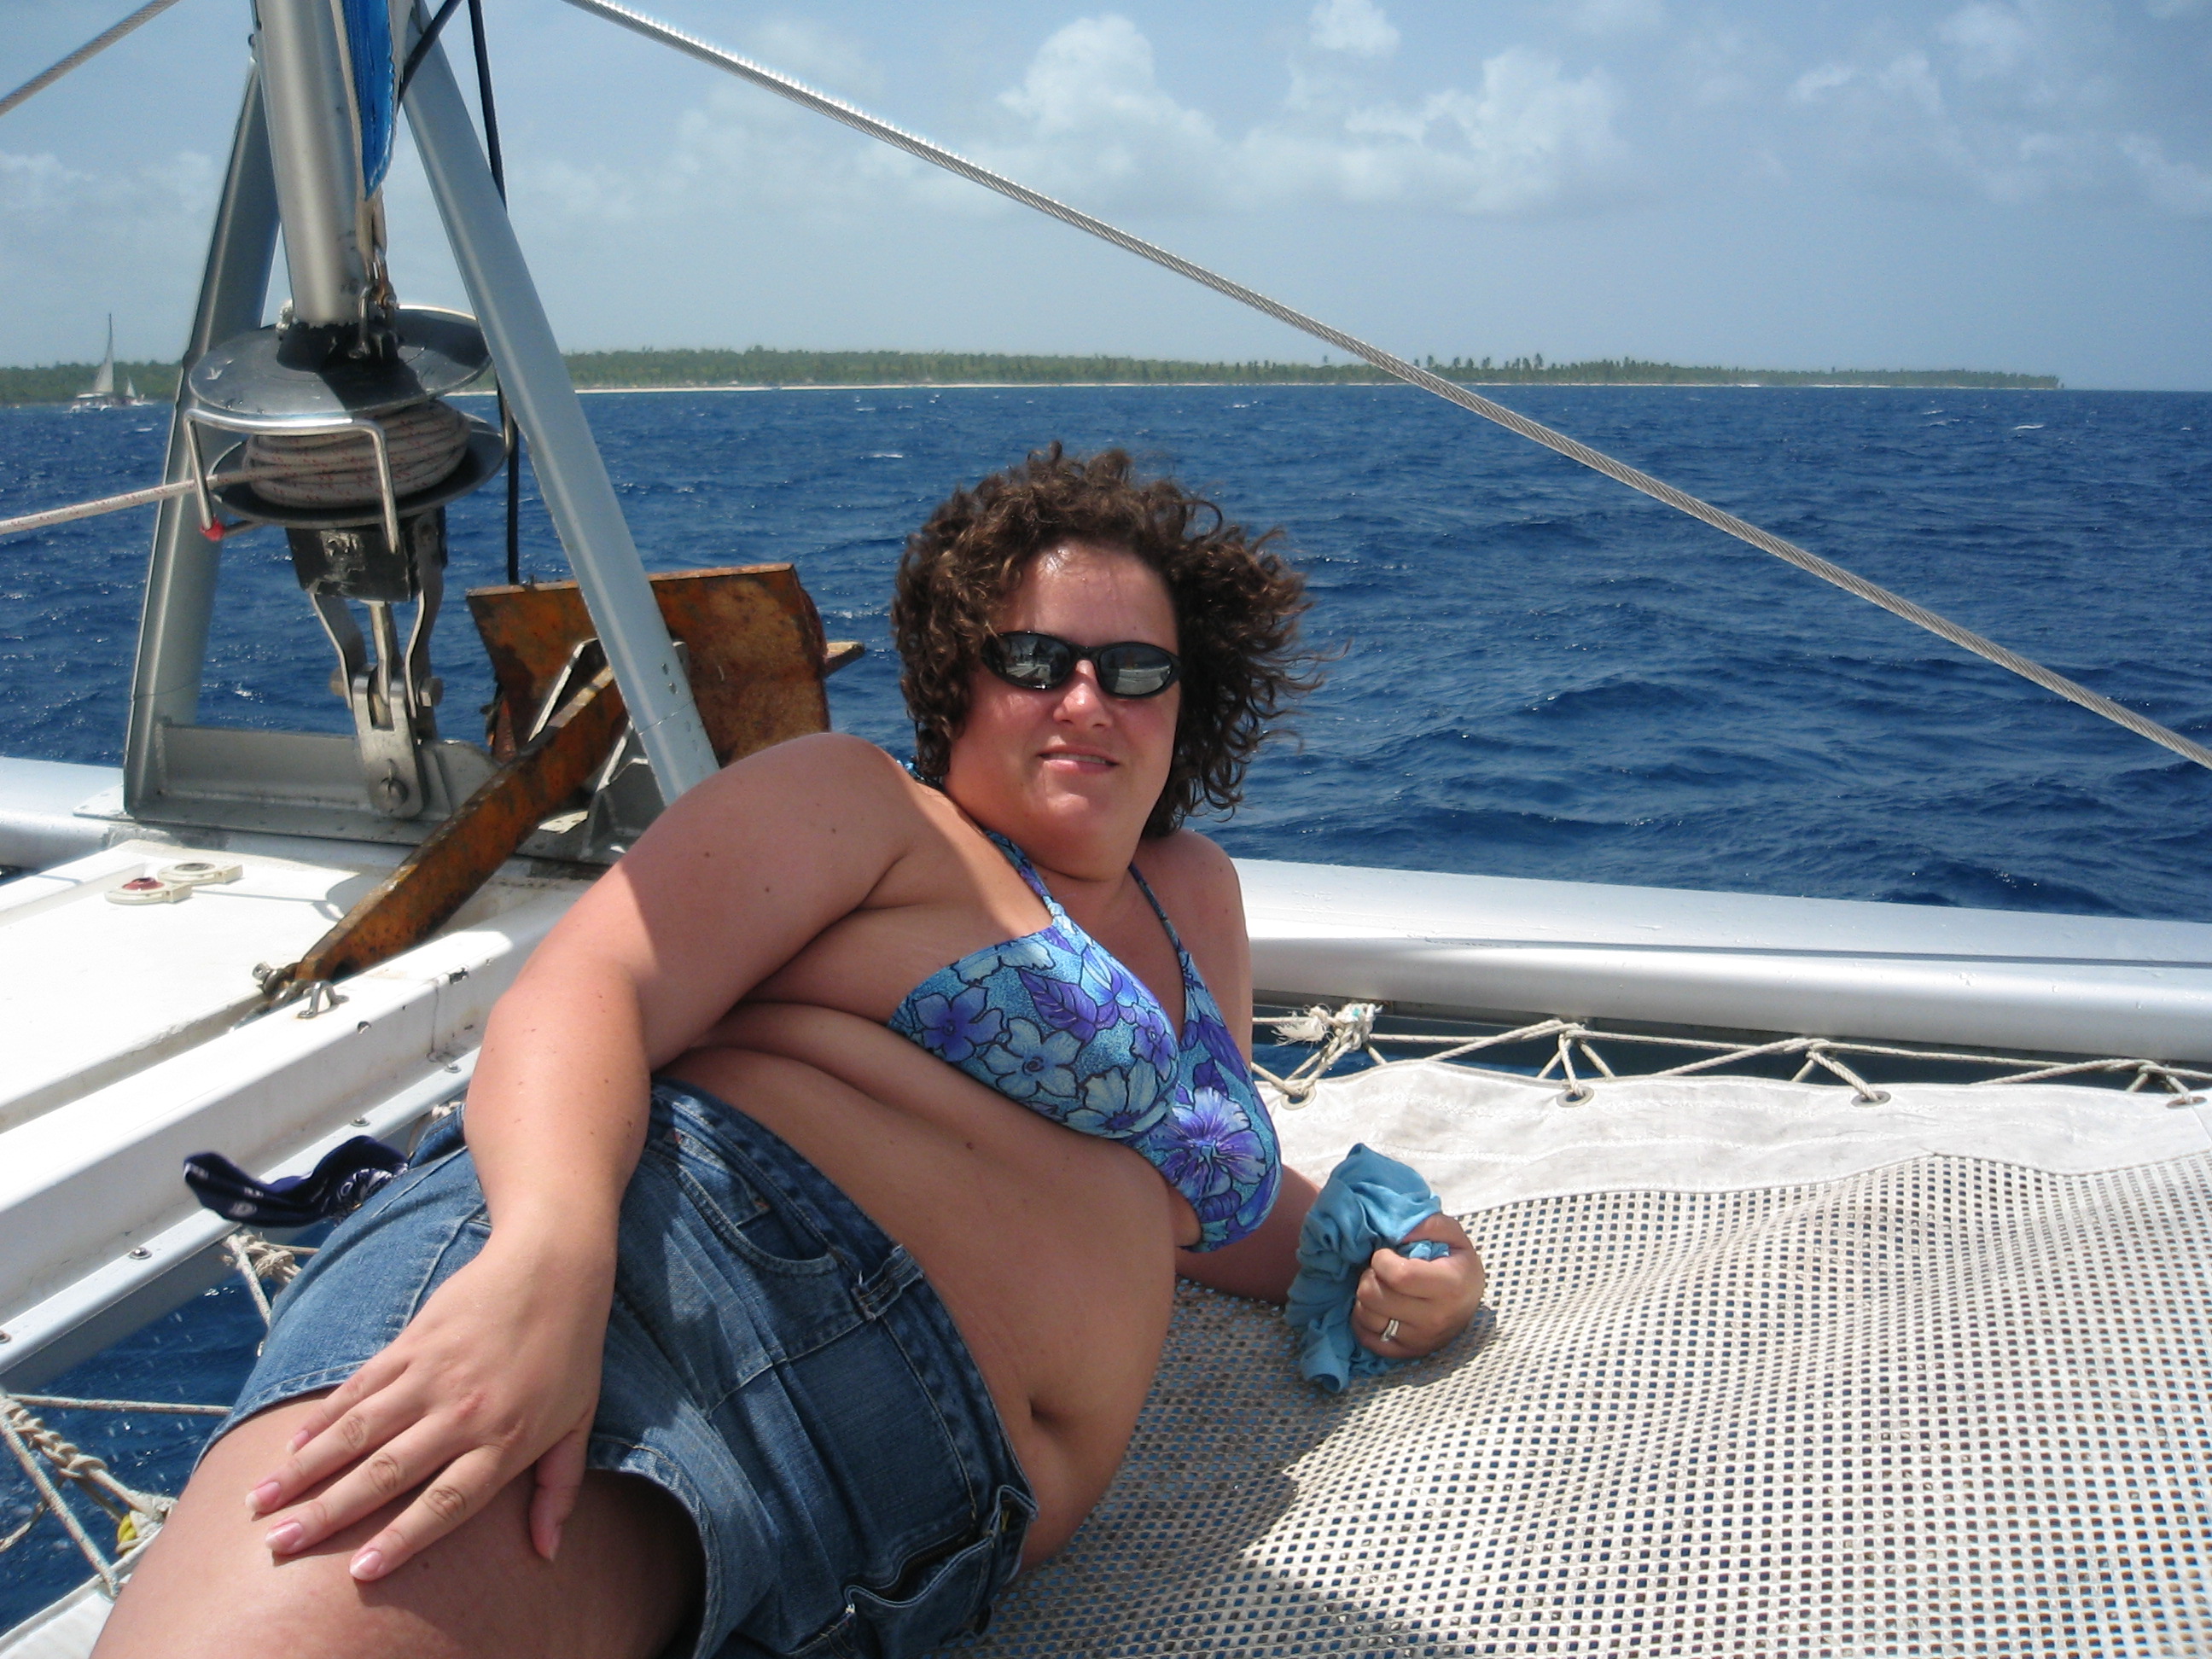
top-left (466, 564), bottom-right (847, 765)
top-left (271, 667), bottom-right (625, 996)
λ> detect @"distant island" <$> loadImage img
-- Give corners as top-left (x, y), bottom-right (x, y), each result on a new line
top-left (556, 350), bottom-right (2062, 392)
top-left (0, 347), bottom-right (2060, 405)
top-left (0, 359), bottom-right (186, 406)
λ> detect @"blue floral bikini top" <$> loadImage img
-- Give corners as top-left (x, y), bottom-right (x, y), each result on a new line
top-left (888, 831), bottom-right (1280, 1251)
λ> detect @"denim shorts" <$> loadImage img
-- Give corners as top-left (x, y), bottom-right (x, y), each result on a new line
top-left (217, 1079), bottom-right (1036, 1658)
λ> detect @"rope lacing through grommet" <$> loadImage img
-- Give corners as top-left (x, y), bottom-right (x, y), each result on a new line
top-left (1256, 1003), bottom-right (2207, 1109)
top-left (1253, 1002), bottom-right (1383, 1105)
top-left (0, 1230), bottom-right (312, 1592)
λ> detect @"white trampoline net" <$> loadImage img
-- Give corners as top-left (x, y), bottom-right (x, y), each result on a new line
top-left (951, 1145), bottom-right (2212, 1657)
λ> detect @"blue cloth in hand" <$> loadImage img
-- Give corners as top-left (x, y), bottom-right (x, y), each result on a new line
top-left (1284, 1143), bottom-right (1449, 1392)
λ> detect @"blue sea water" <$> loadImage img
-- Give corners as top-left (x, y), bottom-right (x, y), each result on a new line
top-left (6, 384), bottom-right (2209, 917)
top-left (2, 384), bottom-right (2209, 1621)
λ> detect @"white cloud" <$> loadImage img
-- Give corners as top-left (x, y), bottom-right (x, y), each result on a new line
top-left (2122, 133), bottom-right (2212, 214)
top-left (1939, 3), bottom-right (2038, 79)
top-left (1777, 21), bottom-right (2209, 218)
top-left (494, 21), bottom-right (975, 232)
top-left (987, 15), bottom-right (1225, 210)
top-left (0, 148), bottom-right (221, 358)
top-left (1278, 49), bottom-right (1627, 213)
top-left (417, 11), bottom-right (1627, 241)
top-left (1792, 52), bottom-right (1942, 119)
top-left (0, 148), bottom-right (214, 220)
top-left (0, 152), bottom-right (88, 214)
top-left (744, 19), bottom-right (885, 95)
top-left (1572, 0), bottom-right (1667, 37)
top-left (1310, 0), bottom-right (1400, 58)
top-left (1876, 51), bottom-right (1947, 119)
top-left (1676, 23), bottom-right (1767, 107)
top-left (989, 18), bottom-right (1625, 217)
top-left (1789, 63), bottom-right (1857, 103)
top-left (998, 15), bottom-right (1217, 147)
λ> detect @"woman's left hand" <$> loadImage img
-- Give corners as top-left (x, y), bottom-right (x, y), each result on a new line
top-left (1351, 1213), bottom-right (1486, 1358)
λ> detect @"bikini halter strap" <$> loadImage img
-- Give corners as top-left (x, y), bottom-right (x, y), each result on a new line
top-left (986, 831), bottom-right (1188, 959)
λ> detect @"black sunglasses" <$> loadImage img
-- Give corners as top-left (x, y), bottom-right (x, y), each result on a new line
top-left (984, 632), bottom-right (1183, 699)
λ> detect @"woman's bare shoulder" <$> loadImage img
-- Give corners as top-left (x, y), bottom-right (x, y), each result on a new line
top-left (1134, 830), bottom-right (1246, 940)
top-left (654, 732), bottom-right (916, 832)
top-left (611, 732), bottom-right (939, 907)
top-left (1137, 826), bottom-right (1240, 886)
top-left (725, 730), bottom-right (914, 795)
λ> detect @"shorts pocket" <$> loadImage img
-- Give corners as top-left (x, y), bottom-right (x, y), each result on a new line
top-left (787, 1523), bottom-right (1006, 1659)
top-left (641, 1126), bottom-right (837, 1277)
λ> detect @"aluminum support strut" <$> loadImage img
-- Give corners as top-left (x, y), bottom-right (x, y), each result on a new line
top-left (122, 70), bottom-right (281, 815)
top-left (400, 26), bottom-right (717, 804)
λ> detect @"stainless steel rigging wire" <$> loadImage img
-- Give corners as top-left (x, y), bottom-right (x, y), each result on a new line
top-left (561, 0), bottom-right (2212, 776)
top-left (0, 0), bottom-right (189, 124)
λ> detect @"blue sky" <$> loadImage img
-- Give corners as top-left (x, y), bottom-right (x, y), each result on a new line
top-left (3, 0), bottom-right (2208, 386)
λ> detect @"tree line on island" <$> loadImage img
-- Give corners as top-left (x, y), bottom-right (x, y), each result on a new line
top-left (0, 346), bottom-right (2060, 405)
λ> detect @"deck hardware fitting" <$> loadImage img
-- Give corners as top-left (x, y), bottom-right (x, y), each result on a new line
top-left (106, 876), bottom-right (189, 906)
top-left (291, 981), bottom-right (346, 1019)
top-left (157, 859), bottom-right (242, 887)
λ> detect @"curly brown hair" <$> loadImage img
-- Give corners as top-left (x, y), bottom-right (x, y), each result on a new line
top-left (893, 445), bottom-right (1316, 838)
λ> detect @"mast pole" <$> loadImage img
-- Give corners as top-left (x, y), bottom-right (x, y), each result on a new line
top-left (252, 0), bottom-right (371, 335)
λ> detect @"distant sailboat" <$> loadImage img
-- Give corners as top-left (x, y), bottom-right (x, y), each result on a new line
top-left (69, 315), bottom-right (143, 410)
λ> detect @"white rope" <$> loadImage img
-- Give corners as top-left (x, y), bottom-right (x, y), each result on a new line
top-left (1260, 1001), bottom-right (2211, 1104)
top-left (0, 1391), bottom-right (182, 1589)
top-left (223, 1231), bottom-right (304, 1328)
top-left (0, 0), bottom-right (189, 123)
top-left (1253, 1002), bottom-right (1382, 1103)
top-left (7, 1395), bottom-right (229, 1417)
top-left (246, 399), bottom-right (469, 508)
top-left (0, 462), bottom-right (311, 541)
top-left (0, 1396), bottom-right (172, 1522)
top-left (0, 1402), bottom-right (117, 1590)
top-left (0, 1229), bottom-right (306, 1582)
top-left (2, 403), bottom-right (469, 541)
top-left (562, 0), bottom-right (2212, 776)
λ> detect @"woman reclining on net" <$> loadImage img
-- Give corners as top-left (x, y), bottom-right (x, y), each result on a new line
top-left (97, 445), bottom-right (1487, 1659)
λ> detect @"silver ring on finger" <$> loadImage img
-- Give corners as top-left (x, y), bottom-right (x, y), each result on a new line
top-left (1381, 1317), bottom-right (1401, 1345)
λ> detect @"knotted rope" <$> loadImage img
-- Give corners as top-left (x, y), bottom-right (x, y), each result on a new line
top-left (0, 1392), bottom-right (175, 1592)
top-left (0, 1228), bottom-right (306, 1592)
top-left (1254, 1001), bottom-right (2209, 1108)
top-left (1254, 1002), bottom-right (1384, 1103)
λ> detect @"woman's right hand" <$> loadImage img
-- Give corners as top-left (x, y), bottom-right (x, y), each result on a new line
top-left (243, 1228), bottom-right (615, 1580)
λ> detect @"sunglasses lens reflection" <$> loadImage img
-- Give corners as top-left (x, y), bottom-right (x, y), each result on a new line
top-left (995, 634), bottom-right (1073, 687)
top-left (1096, 646), bottom-right (1177, 696)
top-left (989, 633), bottom-right (1179, 697)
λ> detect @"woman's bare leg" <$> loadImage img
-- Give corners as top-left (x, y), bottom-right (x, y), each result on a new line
top-left (94, 1394), bottom-right (702, 1659)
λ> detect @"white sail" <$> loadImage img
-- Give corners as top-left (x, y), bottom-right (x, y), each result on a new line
top-left (68, 317), bottom-right (139, 409)
top-left (88, 317), bottom-right (115, 399)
